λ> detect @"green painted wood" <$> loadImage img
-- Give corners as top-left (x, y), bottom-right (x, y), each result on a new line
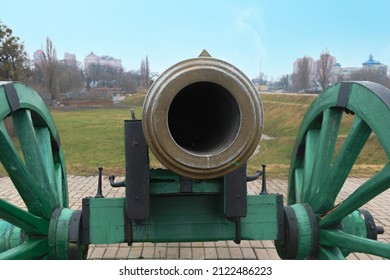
top-left (0, 198), bottom-right (49, 235)
top-left (35, 126), bottom-right (61, 206)
top-left (88, 198), bottom-right (125, 244)
top-left (301, 129), bottom-right (320, 202)
top-left (288, 81), bottom-right (390, 259)
top-left (48, 208), bottom-right (74, 259)
top-left (0, 221), bottom-right (25, 252)
top-left (317, 246), bottom-right (344, 260)
top-left (308, 108), bottom-right (342, 212)
top-left (288, 83), bottom-right (341, 205)
top-left (320, 229), bottom-right (390, 259)
top-left (88, 195), bottom-right (281, 244)
top-left (12, 109), bottom-right (59, 218)
top-left (0, 122), bottom-right (49, 217)
top-left (0, 239), bottom-right (48, 260)
top-left (320, 163), bottom-right (390, 228)
top-left (324, 116), bottom-right (371, 211)
top-left (0, 82), bottom-right (69, 259)
top-left (290, 204), bottom-right (314, 259)
top-left (294, 167), bottom-right (303, 203)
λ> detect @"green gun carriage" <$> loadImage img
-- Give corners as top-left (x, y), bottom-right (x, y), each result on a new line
top-left (0, 52), bottom-right (389, 260)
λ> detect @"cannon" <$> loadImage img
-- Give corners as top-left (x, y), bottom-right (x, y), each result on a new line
top-left (0, 51), bottom-right (389, 260)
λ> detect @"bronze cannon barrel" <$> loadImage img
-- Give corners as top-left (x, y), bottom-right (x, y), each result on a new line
top-left (142, 54), bottom-right (263, 179)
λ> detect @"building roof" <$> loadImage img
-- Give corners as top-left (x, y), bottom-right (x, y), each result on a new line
top-left (362, 54), bottom-right (380, 66)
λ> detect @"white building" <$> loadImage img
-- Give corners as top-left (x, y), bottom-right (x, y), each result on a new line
top-left (84, 52), bottom-right (122, 72)
top-left (63, 53), bottom-right (77, 67)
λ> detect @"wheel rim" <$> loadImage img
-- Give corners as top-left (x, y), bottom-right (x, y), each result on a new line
top-left (0, 82), bottom-right (81, 259)
top-left (288, 81), bottom-right (390, 259)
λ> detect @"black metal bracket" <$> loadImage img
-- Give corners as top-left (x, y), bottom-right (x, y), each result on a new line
top-left (94, 167), bottom-right (104, 198)
top-left (108, 175), bottom-right (126, 187)
top-left (224, 164), bottom-right (247, 218)
top-left (234, 217), bottom-right (242, 244)
top-left (81, 198), bottom-right (91, 245)
top-left (260, 164), bottom-right (268, 195)
top-left (125, 119), bottom-right (149, 220)
top-left (180, 176), bottom-right (193, 193)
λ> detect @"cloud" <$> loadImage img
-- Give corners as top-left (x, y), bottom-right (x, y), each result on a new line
top-left (234, 7), bottom-right (267, 59)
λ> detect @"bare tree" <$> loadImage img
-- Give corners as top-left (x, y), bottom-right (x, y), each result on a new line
top-left (57, 62), bottom-right (84, 93)
top-left (350, 68), bottom-right (390, 88)
top-left (42, 37), bottom-right (59, 100)
top-left (140, 58), bottom-right (146, 88)
top-left (277, 74), bottom-right (289, 89)
top-left (145, 55), bottom-right (150, 86)
top-left (293, 56), bottom-right (310, 91)
top-left (139, 55), bottom-right (150, 89)
top-left (317, 49), bottom-right (333, 91)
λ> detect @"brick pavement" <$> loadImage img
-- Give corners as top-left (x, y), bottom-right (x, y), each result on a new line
top-left (0, 175), bottom-right (389, 260)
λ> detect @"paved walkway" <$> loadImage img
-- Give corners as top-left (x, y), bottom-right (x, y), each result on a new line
top-left (1, 175), bottom-right (389, 260)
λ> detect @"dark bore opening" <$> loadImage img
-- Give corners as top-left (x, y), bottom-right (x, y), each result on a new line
top-left (168, 82), bottom-right (241, 154)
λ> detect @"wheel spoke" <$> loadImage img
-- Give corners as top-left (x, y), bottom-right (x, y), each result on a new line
top-left (317, 246), bottom-right (345, 260)
top-left (0, 239), bottom-right (48, 260)
top-left (0, 198), bottom-right (49, 235)
top-left (320, 229), bottom-right (390, 259)
top-left (0, 122), bottom-right (51, 218)
top-left (294, 167), bottom-right (303, 203)
top-left (12, 109), bottom-right (58, 218)
top-left (320, 163), bottom-right (390, 228)
top-left (323, 116), bottom-right (372, 211)
top-left (301, 129), bottom-right (320, 202)
top-left (35, 126), bottom-right (61, 205)
top-left (307, 108), bottom-right (343, 212)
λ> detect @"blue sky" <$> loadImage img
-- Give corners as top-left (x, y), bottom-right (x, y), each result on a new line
top-left (2, 0), bottom-right (390, 80)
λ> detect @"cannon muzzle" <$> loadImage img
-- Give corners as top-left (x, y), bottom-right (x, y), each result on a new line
top-left (142, 53), bottom-right (263, 179)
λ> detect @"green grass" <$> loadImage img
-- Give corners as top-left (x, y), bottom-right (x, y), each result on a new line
top-left (121, 93), bottom-right (146, 107)
top-left (247, 93), bottom-right (386, 178)
top-left (0, 93), bottom-right (386, 179)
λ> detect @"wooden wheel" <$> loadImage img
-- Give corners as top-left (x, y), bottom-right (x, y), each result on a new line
top-left (286, 81), bottom-right (390, 259)
top-left (0, 82), bottom-right (86, 259)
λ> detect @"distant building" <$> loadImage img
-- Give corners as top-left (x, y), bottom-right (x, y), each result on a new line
top-left (84, 52), bottom-right (122, 72)
top-left (100, 55), bottom-right (122, 69)
top-left (33, 49), bottom-right (45, 65)
top-left (362, 54), bottom-right (387, 75)
top-left (292, 54), bottom-right (388, 87)
top-left (63, 52), bottom-right (77, 67)
top-left (84, 52), bottom-right (100, 71)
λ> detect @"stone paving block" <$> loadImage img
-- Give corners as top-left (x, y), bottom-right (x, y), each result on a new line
top-left (167, 247), bottom-right (179, 259)
top-left (179, 247), bottom-right (192, 259)
top-left (192, 247), bottom-right (205, 260)
top-left (102, 247), bottom-right (119, 259)
top-left (128, 247), bottom-right (142, 259)
top-left (89, 247), bottom-right (106, 260)
top-left (203, 242), bottom-right (216, 247)
top-left (204, 247), bottom-right (218, 259)
top-left (254, 248), bottom-right (270, 260)
top-left (241, 247), bottom-right (257, 259)
top-left (116, 247), bottom-right (131, 259)
top-left (228, 247), bottom-right (243, 259)
top-left (266, 248), bottom-right (281, 260)
top-left (215, 241), bottom-right (228, 247)
top-left (191, 242), bottom-right (204, 247)
top-left (141, 246), bottom-right (155, 259)
top-left (216, 247), bottom-right (230, 260)
top-left (154, 246), bottom-right (167, 259)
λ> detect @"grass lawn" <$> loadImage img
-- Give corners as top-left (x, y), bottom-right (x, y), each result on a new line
top-left (0, 93), bottom-right (386, 179)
